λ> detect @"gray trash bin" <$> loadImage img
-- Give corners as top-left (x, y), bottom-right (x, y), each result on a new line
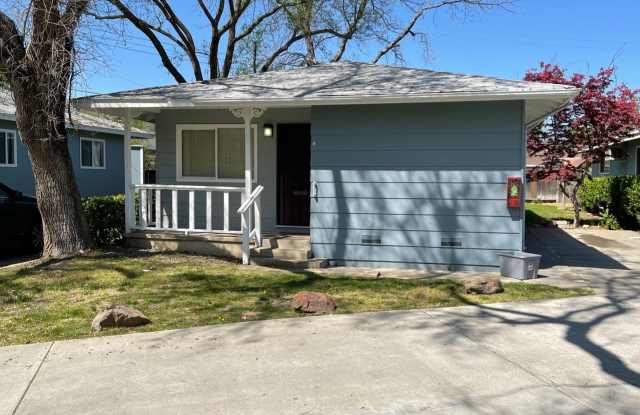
top-left (497, 251), bottom-right (542, 280)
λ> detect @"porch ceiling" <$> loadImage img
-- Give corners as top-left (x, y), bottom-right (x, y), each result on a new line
top-left (77, 61), bottom-right (578, 126)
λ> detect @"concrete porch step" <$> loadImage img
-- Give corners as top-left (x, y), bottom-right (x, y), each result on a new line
top-left (253, 247), bottom-right (312, 261)
top-left (250, 257), bottom-right (330, 269)
top-left (262, 235), bottom-right (311, 250)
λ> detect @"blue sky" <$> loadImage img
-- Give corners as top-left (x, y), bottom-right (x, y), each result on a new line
top-left (83, 0), bottom-right (640, 95)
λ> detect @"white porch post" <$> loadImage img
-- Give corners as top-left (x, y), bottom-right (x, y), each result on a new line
top-left (123, 109), bottom-right (134, 233)
top-left (231, 107), bottom-right (265, 264)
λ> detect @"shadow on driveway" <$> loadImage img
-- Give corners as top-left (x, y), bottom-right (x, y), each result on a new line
top-left (526, 227), bottom-right (628, 270)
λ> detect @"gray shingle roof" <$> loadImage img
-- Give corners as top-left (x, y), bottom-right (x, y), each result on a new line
top-left (83, 61), bottom-right (577, 104)
top-left (0, 89), bottom-right (152, 137)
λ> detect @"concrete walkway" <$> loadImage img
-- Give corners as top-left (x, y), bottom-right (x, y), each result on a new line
top-left (3, 288), bottom-right (640, 415)
top-left (3, 227), bottom-right (640, 414)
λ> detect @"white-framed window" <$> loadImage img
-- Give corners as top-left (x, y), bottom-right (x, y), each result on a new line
top-left (0, 129), bottom-right (17, 167)
top-left (176, 124), bottom-right (257, 182)
top-left (80, 137), bottom-right (106, 169)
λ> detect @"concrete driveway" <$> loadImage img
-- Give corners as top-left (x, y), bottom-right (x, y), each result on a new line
top-left (2, 227), bottom-right (640, 415)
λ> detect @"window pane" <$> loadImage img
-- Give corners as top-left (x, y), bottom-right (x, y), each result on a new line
top-left (92, 141), bottom-right (104, 167)
top-left (218, 128), bottom-right (255, 179)
top-left (182, 130), bottom-right (215, 177)
top-left (0, 132), bottom-right (5, 164)
top-left (7, 134), bottom-right (14, 165)
top-left (81, 140), bottom-right (93, 167)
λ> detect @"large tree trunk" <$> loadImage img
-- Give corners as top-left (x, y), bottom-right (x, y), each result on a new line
top-left (12, 84), bottom-right (91, 258)
top-left (25, 137), bottom-right (91, 257)
top-left (567, 181), bottom-right (581, 228)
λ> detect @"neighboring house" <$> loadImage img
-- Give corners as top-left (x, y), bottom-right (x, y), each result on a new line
top-left (592, 132), bottom-right (640, 177)
top-left (0, 89), bottom-right (153, 197)
top-left (80, 62), bottom-right (577, 271)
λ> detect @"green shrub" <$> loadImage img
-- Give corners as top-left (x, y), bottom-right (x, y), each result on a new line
top-left (610, 176), bottom-right (639, 229)
top-left (578, 177), bottom-right (611, 213)
top-left (624, 177), bottom-right (640, 223)
top-left (82, 194), bottom-right (125, 247)
top-left (579, 175), bottom-right (640, 230)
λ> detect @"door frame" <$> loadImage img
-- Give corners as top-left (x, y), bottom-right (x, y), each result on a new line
top-left (275, 122), bottom-right (311, 230)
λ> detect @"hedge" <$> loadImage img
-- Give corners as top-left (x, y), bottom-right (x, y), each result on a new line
top-left (579, 176), bottom-right (640, 229)
top-left (82, 194), bottom-right (126, 247)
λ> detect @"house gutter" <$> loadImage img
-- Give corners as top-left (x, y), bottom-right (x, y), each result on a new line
top-left (79, 90), bottom-right (578, 110)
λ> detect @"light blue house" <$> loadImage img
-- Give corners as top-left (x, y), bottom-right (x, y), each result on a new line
top-left (592, 133), bottom-right (640, 177)
top-left (0, 90), bottom-right (153, 197)
top-left (80, 62), bottom-right (577, 271)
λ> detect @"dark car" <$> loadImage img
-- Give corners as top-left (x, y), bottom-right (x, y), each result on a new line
top-left (0, 183), bottom-right (42, 258)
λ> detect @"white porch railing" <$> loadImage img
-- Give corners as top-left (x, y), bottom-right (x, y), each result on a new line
top-left (237, 185), bottom-right (264, 263)
top-left (130, 184), bottom-right (264, 263)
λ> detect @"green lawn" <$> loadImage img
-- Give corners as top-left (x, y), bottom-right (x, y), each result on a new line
top-left (0, 251), bottom-right (592, 346)
top-left (526, 202), bottom-right (601, 227)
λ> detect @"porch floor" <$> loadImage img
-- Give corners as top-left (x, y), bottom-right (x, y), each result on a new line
top-left (126, 230), bottom-right (327, 269)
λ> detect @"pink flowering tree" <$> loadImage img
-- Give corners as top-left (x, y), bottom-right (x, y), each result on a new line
top-left (526, 63), bottom-right (640, 226)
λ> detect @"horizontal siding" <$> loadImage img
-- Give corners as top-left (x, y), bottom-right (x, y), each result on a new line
top-left (311, 198), bottom-right (513, 216)
top-left (311, 169), bottom-right (520, 183)
top-left (314, 182), bottom-right (508, 199)
top-left (311, 212), bottom-right (521, 233)
top-left (312, 229), bottom-right (520, 250)
top-left (310, 101), bottom-right (524, 271)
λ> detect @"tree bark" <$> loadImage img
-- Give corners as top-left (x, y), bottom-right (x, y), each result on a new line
top-left (1, 1), bottom-right (92, 258)
top-left (562, 181), bottom-right (582, 228)
top-left (24, 135), bottom-right (91, 257)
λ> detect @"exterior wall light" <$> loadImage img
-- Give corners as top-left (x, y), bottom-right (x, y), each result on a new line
top-left (263, 124), bottom-right (274, 138)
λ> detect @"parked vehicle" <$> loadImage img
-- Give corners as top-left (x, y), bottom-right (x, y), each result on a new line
top-left (0, 183), bottom-right (41, 258)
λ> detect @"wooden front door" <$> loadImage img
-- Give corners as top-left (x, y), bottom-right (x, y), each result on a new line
top-left (277, 124), bottom-right (311, 227)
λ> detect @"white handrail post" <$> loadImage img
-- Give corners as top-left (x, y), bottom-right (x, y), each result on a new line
top-left (223, 192), bottom-right (229, 232)
top-left (189, 190), bottom-right (195, 231)
top-left (230, 107), bottom-right (265, 265)
top-left (254, 195), bottom-right (262, 247)
top-left (240, 193), bottom-right (249, 265)
top-left (123, 109), bottom-right (134, 233)
top-left (172, 190), bottom-right (178, 229)
top-left (140, 188), bottom-right (147, 228)
top-left (155, 189), bottom-right (161, 229)
top-left (206, 191), bottom-right (212, 231)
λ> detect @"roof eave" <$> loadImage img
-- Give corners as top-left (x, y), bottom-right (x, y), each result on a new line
top-left (0, 112), bottom-right (153, 139)
top-left (81, 90), bottom-right (579, 110)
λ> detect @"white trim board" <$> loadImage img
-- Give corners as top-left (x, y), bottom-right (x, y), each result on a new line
top-left (175, 123), bottom-right (258, 183)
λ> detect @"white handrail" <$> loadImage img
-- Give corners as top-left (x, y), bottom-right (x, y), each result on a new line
top-left (134, 184), bottom-right (243, 192)
top-left (237, 185), bottom-right (264, 214)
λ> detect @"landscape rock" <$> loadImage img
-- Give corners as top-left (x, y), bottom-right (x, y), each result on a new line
top-left (91, 304), bottom-right (151, 331)
top-left (241, 311), bottom-right (262, 320)
top-left (464, 277), bottom-right (504, 295)
top-left (291, 292), bottom-right (337, 313)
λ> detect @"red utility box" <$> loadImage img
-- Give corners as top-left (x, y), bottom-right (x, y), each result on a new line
top-left (507, 176), bottom-right (522, 209)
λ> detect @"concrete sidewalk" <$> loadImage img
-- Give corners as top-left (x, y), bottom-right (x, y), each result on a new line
top-left (3, 291), bottom-right (640, 415)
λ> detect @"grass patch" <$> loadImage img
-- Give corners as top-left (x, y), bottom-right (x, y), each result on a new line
top-left (526, 202), bottom-right (601, 227)
top-left (0, 252), bottom-right (592, 346)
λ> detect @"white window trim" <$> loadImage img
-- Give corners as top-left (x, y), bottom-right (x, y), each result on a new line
top-left (80, 137), bottom-right (107, 170)
top-left (0, 129), bottom-right (17, 167)
top-left (176, 123), bottom-right (258, 183)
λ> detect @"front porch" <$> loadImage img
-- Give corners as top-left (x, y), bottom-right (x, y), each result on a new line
top-left (121, 105), bottom-right (313, 265)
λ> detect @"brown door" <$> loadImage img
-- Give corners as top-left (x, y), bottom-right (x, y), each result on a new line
top-left (277, 124), bottom-right (311, 227)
